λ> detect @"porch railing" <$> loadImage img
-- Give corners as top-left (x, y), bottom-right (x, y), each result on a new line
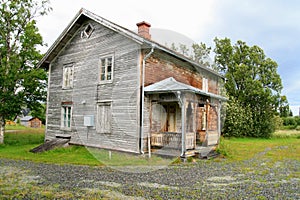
top-left (151, 132), bottom-right (195, 150)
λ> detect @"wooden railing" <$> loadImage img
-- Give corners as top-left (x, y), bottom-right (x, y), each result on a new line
top-left (151, 132), bottom-right (195, 149)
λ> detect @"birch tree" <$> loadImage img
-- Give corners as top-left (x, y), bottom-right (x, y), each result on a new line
top-left (0, 0), bottom-right (51, 143)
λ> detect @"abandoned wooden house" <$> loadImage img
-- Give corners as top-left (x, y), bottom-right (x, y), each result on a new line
top-left (37, 8), bottom-right (227, 157)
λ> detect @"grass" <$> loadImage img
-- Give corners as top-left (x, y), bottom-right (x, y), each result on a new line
top-left (1, 126), bottom-right (299, 166)
top-left (217, 130), bottom-right (300, 161)
top-left (0, 127), bottom-right (174, 167)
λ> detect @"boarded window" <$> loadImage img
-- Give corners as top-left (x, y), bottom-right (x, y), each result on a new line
top-left (99, 56), bottom-right (113, 82)
top-left (202, 77), bottom-right (208, 92)
top-left (61, 102), bottom-right (72, 130)
top-left (62, 64), bottom-right (74, 89)
top-left (97, 103), bottom-right (111, 133)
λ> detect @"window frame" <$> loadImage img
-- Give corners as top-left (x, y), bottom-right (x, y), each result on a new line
top-left (99, 54), bottom-right (114, 84)
top-left (62, 64), bottom-right (74, 89)
top-left (82, 23), bottom-right (94, 38)
top-left (61, 102), bottom-right (73, 131)
top-left (96, 102), bottom-right (112, 134)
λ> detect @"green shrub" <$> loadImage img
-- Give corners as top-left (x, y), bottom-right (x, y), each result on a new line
top-left (222, 98), bottom-right (253, 137)
top-left (294, 116), bottom-right (300, 126)
top-left (282, 117), bottom-right (297, 129)
top-left (273, 115), bottom-right (283, 130)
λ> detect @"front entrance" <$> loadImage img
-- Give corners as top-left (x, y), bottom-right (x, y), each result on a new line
top-left (162, 104), bottom-right (176, 132)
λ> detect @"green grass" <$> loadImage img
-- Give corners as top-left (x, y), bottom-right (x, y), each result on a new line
top-left (1, 129), bottom-right (299, 167)
top-left (0, 131), bottom-right (173, 167)
top-left (217, 130), bottom-right (300, 161)
top-left (5, 124), bottom-right (45, 131)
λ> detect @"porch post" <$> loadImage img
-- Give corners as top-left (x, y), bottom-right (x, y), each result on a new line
top-left (217, 100), bottom-right (221, 144)
top-left (180, 94), bottom-right (186, 157)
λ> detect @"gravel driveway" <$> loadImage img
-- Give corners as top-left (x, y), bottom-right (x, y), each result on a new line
top-left (0, 157), bottom-right (299, 199)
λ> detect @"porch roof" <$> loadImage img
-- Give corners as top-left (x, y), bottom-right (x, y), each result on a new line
top-left (144, 77), bottom-right (227, 101)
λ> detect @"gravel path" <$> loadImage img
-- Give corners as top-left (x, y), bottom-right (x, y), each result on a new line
top-left (0, 157), bottom-right (299, 199)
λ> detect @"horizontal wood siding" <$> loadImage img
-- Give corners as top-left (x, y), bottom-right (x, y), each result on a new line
top-left (46, 19), bottom-right (141, 153)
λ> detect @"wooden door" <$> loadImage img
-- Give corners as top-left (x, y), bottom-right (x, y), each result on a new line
top-left (162, 104), bottom-right (176, 132)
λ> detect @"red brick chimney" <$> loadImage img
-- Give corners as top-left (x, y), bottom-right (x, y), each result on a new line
top-left (136, 21), bottom-right (151, 39)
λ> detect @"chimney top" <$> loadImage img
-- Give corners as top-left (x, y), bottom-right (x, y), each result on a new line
top-left (136, 21), bottom-right (151, 39)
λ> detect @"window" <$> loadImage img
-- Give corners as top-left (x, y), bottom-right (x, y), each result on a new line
top-left (96, 102), bottom-right (111, 133)
top-left (99, 56), bottom-right (113, 82)
top-left (62, 64), bottom-right (74, 89)
top-left (61, 102), bottom-right (72, 130)
top-left (202, 77), bottom-right (208, 92)
top-left (82, 23), bottom-right (94, 38)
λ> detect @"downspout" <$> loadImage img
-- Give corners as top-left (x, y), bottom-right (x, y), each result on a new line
top-left (141, 44), bottom-right (155, 155)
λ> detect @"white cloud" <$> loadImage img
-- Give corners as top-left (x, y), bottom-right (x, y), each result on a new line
top-left (36, 0), bottom-right (300, 112)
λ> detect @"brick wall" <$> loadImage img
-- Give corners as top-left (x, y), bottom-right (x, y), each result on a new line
top-left (144, 51), bottom-right (219, 94)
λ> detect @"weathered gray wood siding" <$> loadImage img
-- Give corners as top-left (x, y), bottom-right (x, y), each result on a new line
top-left (46, 19), bottom-right (141, 153)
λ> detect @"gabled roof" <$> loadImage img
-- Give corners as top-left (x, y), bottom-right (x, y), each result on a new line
top-left (37, 8), bottom-right (223, 78)
top-left (20, 116), bottom-right (33, 121)
top-left (144, 77), bottom-right (227, 101)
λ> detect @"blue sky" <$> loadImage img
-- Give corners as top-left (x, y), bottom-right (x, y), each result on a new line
top-left (37, 0), bottom-right (300, 115)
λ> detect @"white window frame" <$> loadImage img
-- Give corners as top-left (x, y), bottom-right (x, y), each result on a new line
top-left (62, 64), bottom-right (74, 89)
top-left (99, 55), bottom-right (114, 83)
top-left (96, 102), bottom-right (112, 134)
top-left (202, 76), bottom-right (208, 93)
top-left (61, 103), bottom-right (72, 130)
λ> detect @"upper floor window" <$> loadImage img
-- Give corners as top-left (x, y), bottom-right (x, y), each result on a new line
top-left (62, 64), bottom-right (74, 89)
top-left (99, 56), bottom-right (113, 82)
top-left (202, 77), bottom-right (208, 92)
top-left (82, 23), bottom-right (94, 38)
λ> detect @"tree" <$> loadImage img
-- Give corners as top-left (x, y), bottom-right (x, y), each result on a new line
top-left (191, 43), bottom-right (211, 68)
top-left (214, 38), bottom-right (283, 138)
top-left (30, 103), bottom-right (46, 124)
top-left (278, 95), bottom-right (290, 117)
top-left (0, 0), bottom-right (51, 143)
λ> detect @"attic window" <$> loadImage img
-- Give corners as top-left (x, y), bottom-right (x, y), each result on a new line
top-left (82, 24), bottom-right (94, 38)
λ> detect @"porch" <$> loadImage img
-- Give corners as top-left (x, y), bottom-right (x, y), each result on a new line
top-left (144, 77), bottom-right (225, 158)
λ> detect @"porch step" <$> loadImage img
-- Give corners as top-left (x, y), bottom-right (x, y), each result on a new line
top-left (196, 146), bottom-right (219, 159)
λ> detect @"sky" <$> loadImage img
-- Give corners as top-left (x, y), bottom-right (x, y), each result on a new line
top-left (36, 0), bottom-right (300, 116)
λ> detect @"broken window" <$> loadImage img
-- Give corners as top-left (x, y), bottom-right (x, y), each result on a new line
top-left (82, 23), bottom-right (94, 38)
top-left (61, 102), bottom-right (72, 130)
top-left (99, 56), bottom-right (113, 82)
top-left (62, 64), bottom-right (74, 89)
top-left (96, 102), bottom-right (111, 133)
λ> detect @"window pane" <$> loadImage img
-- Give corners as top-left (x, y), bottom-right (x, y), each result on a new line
top-left (67, 107), bottom-right (71, 127)
top-left (99, 57), bottom-right (113, 82)
top-left (107, 58), bottom-right (112, 66)
top-left (63, 107), bottom-right (67, 127)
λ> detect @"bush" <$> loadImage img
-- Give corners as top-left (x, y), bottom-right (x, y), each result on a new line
top-left (294, 116), bottom-right (300, 126)
top-left (273, 115), bottom-right (283, 130)
top-left (282, 117), bottom-right (297, 128)
top-left (222, 98), bottom-right (253, 137)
